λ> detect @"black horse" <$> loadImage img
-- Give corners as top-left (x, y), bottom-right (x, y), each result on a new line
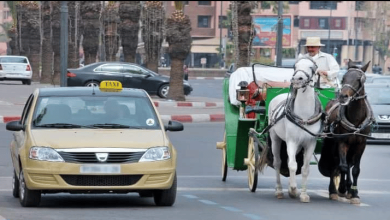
top-left (318, 59), bottom-right (374, 204)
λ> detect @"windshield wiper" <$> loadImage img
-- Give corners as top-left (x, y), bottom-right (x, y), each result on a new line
top-left (88, 123), bottom-right (139, 129)
top-left (35, 123), bottom-right (97, 129)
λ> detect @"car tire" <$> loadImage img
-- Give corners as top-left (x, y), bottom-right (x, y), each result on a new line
top-left (84, 81), bottom-right (100, 87)
top-left (153, 173), bottom-right (177, 206)
top-left (19, 169), bottom-right (41, 207)
top-left (158, 84), bottom-right (169, 98)
top-left (12, 170), bottom-right (19, 198)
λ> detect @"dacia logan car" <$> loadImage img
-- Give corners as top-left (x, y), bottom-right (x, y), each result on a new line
top-left (6, 81), bottom-right (183, 207)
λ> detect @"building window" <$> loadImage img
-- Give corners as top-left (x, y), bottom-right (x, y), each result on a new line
top-left (3, 11), bottom-right (10, 20)
top-left (294, 16), bottom-right (299, 27)
top-left (219, 16), bottom-right (228, 28)
top-left (198, 16), bottom-right (211, 28)
top-left (184, 1), bottom-right (189, 5)
top-left (3, 2), bottom-right (7, 8)
top-left (289, 1), bottom-right (300, 4)
top-left (335, 18), bottom-right (341, 28)
top-left (198, 1), bottom-right (211, 6)
top-left (318, 18), bottom-right (328, 29)
top-left (310, 1), bottom-right (337, 10)
top-left (261, 1), bottom-right (271, 9)
top-left (304, 19), bottom-right (310, 28)
top-left (355, 1), bottom-right (364, 11)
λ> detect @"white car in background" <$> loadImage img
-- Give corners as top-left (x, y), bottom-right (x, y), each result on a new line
top-left (0, 55), bottom-right (32, 85)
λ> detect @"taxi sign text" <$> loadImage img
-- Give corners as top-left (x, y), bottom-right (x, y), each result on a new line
top-left (99, 80), bottom-right (122, 92)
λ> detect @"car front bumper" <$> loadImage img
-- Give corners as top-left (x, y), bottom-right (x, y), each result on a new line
top-left (367, 132), bottom-right (390, 145)
top-left (23, 158), bottom-right (176, 191)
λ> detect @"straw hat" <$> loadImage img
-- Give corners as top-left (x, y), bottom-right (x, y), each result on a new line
top-left (304, 37), bottom-right (325, 47)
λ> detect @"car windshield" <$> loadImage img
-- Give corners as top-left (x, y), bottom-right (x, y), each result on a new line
top-left (0, 57), bottom-right (28, 63)
top-left (32, 96), bottom-right (160, 129)
top-left (366, 87), bottom-right (390, 105)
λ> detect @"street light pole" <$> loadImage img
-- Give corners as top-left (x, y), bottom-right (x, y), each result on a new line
top-left (60, 1), bottom-right (68, 87)
top-left (276, 1), bottom-right (283, 67)
top-left (219, 1), bottom-right (223, 68)
top-left (327, 1), bottom-right (333, 54)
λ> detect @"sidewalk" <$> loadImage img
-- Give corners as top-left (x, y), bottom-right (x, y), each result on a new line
top-left (0, 81), bottom-right (225, 123)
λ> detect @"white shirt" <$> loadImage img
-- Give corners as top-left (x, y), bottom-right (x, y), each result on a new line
top-left (306, 51), bottom-right (340, 88)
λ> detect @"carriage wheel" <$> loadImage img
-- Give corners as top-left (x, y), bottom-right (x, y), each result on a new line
top-left (247, 136), bottom-right (259, 192)
top-left (222, 131), bottom-right (228, 182)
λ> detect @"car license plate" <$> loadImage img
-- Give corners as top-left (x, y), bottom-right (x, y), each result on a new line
top-left (80, 165), bottom-right (121, 174)
top-left (371, 133), bottom-right (390, 139)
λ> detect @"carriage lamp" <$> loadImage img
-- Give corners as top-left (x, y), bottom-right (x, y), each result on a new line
top-left (236, 81), bottom-right (250, 102)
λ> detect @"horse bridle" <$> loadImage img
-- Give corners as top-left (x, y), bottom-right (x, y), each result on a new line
top-left (291, 56), bottom-right (319, 91)
top-left (340, 68), bottom-right (367, 104)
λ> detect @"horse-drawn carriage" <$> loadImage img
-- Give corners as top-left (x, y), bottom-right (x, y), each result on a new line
top-left (216, 56), bottom-right (373, 204)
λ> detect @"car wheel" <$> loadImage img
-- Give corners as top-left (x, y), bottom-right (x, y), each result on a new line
top-left (19, 169), bottom-right (41, 207)
top-left (158, 84), bottom-right (169, 98)
top-left (12, 170), bottom-right (19, 198)
top-left (84, 81), bottom-right (100, 87)
top-left (25, 80), bottom-right (31, 85)
top-left (153, 173), bottom-right (177, 206)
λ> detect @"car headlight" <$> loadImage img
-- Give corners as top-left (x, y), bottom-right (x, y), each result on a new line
top-left (139, 146), bottom-right (171, 162)
top-left (29, 147), bottom-right (64, 162)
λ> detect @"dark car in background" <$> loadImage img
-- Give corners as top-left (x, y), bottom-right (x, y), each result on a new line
top-left (365, 83), bottom-right (390, 144)
top-left (67, 62), bottom-right (192, 98)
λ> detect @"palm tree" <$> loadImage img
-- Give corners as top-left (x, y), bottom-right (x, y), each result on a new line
top-left (166, 1), bottom-right (192, 101)
top-left (40, 1), bottom-right (52, 84)
top-left (17, 1), bottom-right (41, 81)
top-left (80, 1), bottom-right (102, 65)
top-left (67, 1), bottom-right (79, 68)
top-left (142, 1), bottom-right (165, 73)
top-left (119, 1), bottom-right (141, 63)
top-left (103, 2), bottom-right (119, 62)
top-left (51, 1), bottom-right (61, 84)
top-left (236, 1), bottom-right (254, 68)
top-left (5, 1), bottom-right (19, 55)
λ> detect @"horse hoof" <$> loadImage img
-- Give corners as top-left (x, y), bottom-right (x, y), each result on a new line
top-left (350, 198), bottom-right (361, 204)
top-left (346, 193), bottom-right (352, 199)
top-left (288, 187), bottom-right (298, 198)
top-left (275, 192), bottom-right (284, 199)
top-left (329, 194), bottom-right (338, 200)
top-left (338, 192), bottom-right (346, 198)
top-left (300, 194), bottom-right (310, 203)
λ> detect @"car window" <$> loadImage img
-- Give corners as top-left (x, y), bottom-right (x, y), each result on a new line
top-left (32, 96), bottom-right (160, 129)
top-left (122, 65), bottom-right (149, 75)
top-left (97, 65), bottom-right (123, 73)
top-left (366, 87), bottom-right (390, 104)
top-left (0, 57), bottom-right (28, 63)
top-left (21, 94), bottom-right (34, 126)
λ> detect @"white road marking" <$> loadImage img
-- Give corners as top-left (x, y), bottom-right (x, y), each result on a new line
top-left (199, 199), bottom-right (218, 205)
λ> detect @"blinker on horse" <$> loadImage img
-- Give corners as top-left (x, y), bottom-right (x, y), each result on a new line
top-left (268, 54), bottom-right (323, 203)
top-left (318, 59), bottom-right (374, 204)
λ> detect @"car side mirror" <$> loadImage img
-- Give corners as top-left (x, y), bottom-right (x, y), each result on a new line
top-left (6, 121), bottom-right (25, 131)
top-left (144, 73), bottom-right (152, 78)
top-left (164, 120), bottom-right (183, 131)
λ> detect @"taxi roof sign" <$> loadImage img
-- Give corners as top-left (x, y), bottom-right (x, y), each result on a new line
top-left (99, 80), bottom-right (123, 92)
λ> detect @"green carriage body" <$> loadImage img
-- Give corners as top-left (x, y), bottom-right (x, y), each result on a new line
top-left (222, 78), bottom-right (336, 171)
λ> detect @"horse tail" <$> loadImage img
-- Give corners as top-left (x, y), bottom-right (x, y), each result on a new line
top-left (318, 137), bottom-right (335, 177)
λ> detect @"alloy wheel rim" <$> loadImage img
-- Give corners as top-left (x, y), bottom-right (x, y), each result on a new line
top-left (161, 86), bottom-right (169, 97)
top-left (19, 172), bottom-right (25, 201)
top-left (86, 82), bottom-right (99, 87)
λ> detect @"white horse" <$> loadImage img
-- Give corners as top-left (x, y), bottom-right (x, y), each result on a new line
top-left (268, 54), bottom-right (322, 203)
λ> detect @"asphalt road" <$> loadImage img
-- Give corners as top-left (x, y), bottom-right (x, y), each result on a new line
top-left (0, 123), bottom-right (390, 220)
top-left (188, 79), bottom-right (223, 99)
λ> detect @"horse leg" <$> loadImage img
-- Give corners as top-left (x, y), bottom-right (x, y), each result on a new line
top-left (346, 164), bottom-right (353, 199)
top-left (286, 141), bottom-right (299, 199)
top-left (337, 143), bottom-right (349, 197)
top-left (329, 170), bottom-right (339, 200)
top-left (270, 132), bottom-right (284, 199)
top-left (299, 141), bottom-right (316, 203)
top-left (349, 157), bottom-right (362, 204)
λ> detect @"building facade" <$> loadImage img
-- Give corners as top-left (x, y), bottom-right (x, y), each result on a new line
top-left (0, 1), bottom-right (13, 55)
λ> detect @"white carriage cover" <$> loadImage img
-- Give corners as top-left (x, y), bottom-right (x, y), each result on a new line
top-left (229, 66), bottom-right (294, 106)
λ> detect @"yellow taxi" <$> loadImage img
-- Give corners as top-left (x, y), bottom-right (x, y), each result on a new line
top-left (6, 81), bottom-right (183, 207)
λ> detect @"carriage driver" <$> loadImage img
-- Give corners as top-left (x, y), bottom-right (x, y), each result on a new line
top-left (303, 37), bottom-right (340, 88)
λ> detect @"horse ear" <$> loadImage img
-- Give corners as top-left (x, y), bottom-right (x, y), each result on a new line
top-left (361, 61), bottom-right (371, 72)
top-left (347, 59), bottom-right (354, 69)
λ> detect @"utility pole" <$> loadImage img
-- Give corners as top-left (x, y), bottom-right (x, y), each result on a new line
top-left (327, 1), bottom-right (333, 54)
top-left (219, 1), bottom-right (223, 68)
top-left (276, 1), bottom-right (283, 67)
top-left (60, 1), bottom-right (68, 87)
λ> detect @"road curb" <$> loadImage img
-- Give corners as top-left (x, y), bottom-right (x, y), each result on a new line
top-left (0, 114), bottom-right (225, 124)
top-left (153, 101), bottom-right (223, 108)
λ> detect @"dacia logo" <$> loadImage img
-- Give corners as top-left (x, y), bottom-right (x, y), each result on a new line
top-left (95, 153), bottom-right (109, 162)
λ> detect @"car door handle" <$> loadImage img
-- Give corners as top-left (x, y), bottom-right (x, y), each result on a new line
top-left (124, 75), bottom-right (133, 78)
